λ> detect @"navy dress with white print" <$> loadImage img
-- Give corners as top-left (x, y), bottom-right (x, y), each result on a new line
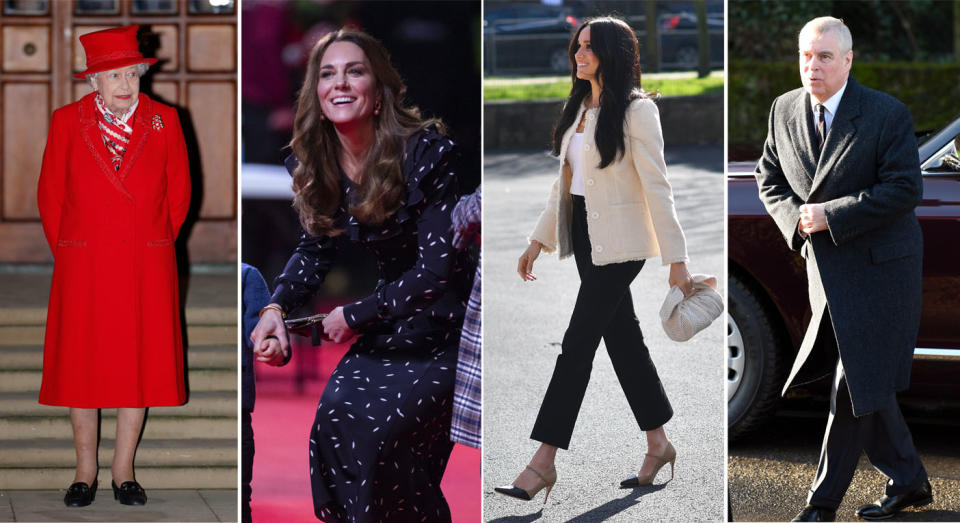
top-left (271, 128), bottom-right (474, 523)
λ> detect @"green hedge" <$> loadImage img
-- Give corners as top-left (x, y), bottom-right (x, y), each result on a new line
top-left (485, 75), bottom-right (724, 101)
top-left (730, 61), bottom-right (960, 158)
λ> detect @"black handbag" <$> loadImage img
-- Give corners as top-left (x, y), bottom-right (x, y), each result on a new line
top-left (284, 313), bottom-right (327, 346)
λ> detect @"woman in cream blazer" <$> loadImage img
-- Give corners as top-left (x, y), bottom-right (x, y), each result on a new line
top-left (494, 16), bottom-right (693, 504)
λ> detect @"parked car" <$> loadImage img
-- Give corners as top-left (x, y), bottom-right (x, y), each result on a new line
top-left (659, 9), bottom-right (724, 69)
top-left (483, 4), bottom-right (578, 74)
top-left (484, 2), bottom-right (723, 74)
top-left (727, 114), bottom-right (960, 440)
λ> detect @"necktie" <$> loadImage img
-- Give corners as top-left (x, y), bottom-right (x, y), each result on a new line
top-left (815, 103), bottom-right (826, 150)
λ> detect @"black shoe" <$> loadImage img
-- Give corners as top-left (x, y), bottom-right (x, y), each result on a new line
top-left (64, 479), bottom-right (98, 507)
top-left (855, 480), bottom-right (933, 520)
top-left (112, 480), bottom-right (147, 505)
top-left (493, 465), bottom-right (557, 504)
top-left (792, 504), bottom-right (836, 522)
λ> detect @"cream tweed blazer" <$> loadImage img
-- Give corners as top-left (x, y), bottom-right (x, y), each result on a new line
top-left (529, 97), bottom-right (688, 266)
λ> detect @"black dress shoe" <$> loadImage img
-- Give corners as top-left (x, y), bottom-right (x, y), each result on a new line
top-left (112, 480), bottom-right (147, 505)
top-left (792, 504), bottom-right (836, 522)
top-left (855, 480), bottom-right (932, 520)
top-left (64, 479), bottom-right (98, 507)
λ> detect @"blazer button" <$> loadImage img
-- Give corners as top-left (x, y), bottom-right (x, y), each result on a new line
top-left (591, 211), bottom-right (599, 219)
top-left (595, 245), bottom-right (604, 253)
top-left (586, 179), bottom-right (595, 186)
top-left (584, 144), bottom-right (591, 151)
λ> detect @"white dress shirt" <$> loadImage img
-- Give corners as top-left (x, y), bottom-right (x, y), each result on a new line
top-left (810, 80), bottom-right (847, 136)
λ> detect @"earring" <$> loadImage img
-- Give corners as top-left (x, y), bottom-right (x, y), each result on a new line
top-left (319, 111), bottom-right (325, 121)
top-left (374, 100), bottom-right (382, 115)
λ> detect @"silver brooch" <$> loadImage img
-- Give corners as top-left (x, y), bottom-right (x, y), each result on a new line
top-left (152, 114), bottom-right (164, 130)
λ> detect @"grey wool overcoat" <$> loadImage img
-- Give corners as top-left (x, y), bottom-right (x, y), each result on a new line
top-left (755, 76), bottom-right (923, 417)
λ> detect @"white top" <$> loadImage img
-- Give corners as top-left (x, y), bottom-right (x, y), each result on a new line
top-left (809, 80), bottom-right (847, 135)
top-left (567, 132), bottom-right (585, 196)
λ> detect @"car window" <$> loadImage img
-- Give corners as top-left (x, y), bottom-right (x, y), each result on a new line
top-left (922, 135), bottom-right (960, 173)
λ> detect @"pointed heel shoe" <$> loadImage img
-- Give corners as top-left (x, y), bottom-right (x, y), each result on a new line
top-left (494, 465), bottom-right (557, 504)
top-left (620, 442), bottom-right (676, 487)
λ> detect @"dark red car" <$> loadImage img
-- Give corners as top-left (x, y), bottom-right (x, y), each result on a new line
top-left (728, 116), bottom-right (960, 439)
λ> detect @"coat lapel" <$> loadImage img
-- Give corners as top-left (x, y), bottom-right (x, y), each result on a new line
top-left (810, 77), bottom-right (861, 197)
top-left (787, 93), bottom-right (820, 182)
top-left (117, 94), bottom-right (153, 182)
top-left (79, 94), bottom-right (134, 201)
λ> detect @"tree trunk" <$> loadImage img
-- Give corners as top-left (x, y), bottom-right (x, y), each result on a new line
top-left (645, 0), bottom-right (660, 73)
top-left (955, 1), bottom-right (960, 62)
top-left (695, 0), bottom-right (710, 78)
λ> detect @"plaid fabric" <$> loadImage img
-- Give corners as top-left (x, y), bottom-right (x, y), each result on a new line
top-left (451, 186), bottom-right (481, 249)
top-left (451, 259), bottom-right (482, 448)
top-left (94, 93), bottom-right (136, 171)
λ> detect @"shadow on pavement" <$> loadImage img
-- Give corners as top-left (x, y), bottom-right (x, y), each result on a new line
top-left (730, 399), bottom-right (960, 522)
top-left (893, 509), bottom-right (960, 521)
top-left (483, 145), bottom-right (723, 180)
top-left (565, 484), bottom-right (667, 522)
top-left (486, 508), bottom-right (544, 522)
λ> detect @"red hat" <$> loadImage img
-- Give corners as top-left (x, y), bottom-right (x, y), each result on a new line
top-left (75, 25), bottom-right (158, 79)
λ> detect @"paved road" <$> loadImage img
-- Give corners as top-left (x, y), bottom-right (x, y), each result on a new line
top-left (482, 146), bottom-right (725, 522)
top-left (730, 398), bottom-right (960, 522)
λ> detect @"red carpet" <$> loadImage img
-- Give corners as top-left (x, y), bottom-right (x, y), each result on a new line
top-left (250, 338), bottom-right (480, 522)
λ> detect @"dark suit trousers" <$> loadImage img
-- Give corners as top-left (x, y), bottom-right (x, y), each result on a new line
top-left (530, 195), bottom-right (673, 449)
top-left (808, 357), bottom-right (927, 510)
top-left (242, 408), bottom-right (254, 523)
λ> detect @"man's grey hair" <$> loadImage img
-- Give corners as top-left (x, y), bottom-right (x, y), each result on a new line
top-left (85, 62), bottom-right (151, 87)
top-left (799, 17), bottom-right (853, 54)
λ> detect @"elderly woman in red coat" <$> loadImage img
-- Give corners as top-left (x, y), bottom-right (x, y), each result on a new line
top-left (36, 25), bottom-right (190, 508)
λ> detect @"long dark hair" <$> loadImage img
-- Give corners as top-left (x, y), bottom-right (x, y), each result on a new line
top-left (551, 17), bottom-right (652, 168)
top-left (290, 28), bottom-right (441, 236)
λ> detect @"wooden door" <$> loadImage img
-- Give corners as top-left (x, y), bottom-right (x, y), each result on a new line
top-left (0, 0), bottom-right (236, 263)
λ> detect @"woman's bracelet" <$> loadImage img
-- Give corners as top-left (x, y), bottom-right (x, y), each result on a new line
top-left (259, 303), bottom-right (286, 319)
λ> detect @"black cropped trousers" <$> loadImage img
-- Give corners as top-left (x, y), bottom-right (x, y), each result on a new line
top-left (530, 195), bottom-right (673, 449)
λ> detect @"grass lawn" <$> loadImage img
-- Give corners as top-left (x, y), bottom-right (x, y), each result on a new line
top-left (484, 74), bottom-right (723, 100)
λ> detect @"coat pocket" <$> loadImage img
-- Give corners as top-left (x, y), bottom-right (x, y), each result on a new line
top-left (870, 239), bottom-right (917, 264)
top-left (56, 239), bottom-right (87, 248)
top-left (147, 239), bottom-right (174, 247)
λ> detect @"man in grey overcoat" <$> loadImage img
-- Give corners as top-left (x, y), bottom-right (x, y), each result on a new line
top-left (754, 17), bottom-right (932, 522)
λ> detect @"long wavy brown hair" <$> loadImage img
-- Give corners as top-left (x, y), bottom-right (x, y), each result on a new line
top-left (290, 28), bottom-right (442, 236)
top-left (551, 17), bottom-right (654, 168)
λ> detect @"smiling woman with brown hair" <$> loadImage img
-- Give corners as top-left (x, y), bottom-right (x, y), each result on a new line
top-left (287, 29), bottom-right (443, 237)
top-left (250, 28), bottom-right (476, 522)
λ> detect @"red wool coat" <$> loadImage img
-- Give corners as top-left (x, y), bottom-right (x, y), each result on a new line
top-left (37, 92), bottom-right (190, 407)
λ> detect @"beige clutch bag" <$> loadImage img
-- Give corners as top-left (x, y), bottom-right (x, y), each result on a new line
top-left (659, 274), bottom-right (723, 342)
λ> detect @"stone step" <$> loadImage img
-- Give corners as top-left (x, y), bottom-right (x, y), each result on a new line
top-left (0, 307), bottom-right (236, 326)
top-left (0, 466), bottom-right (236, 489)
top-left (0, 438), bottom-right (236, 468)
top-left (0, 324), bottom-right (237, 347)
top-left (0, 391), bottom-right (236, 418)
top-left (0, 344), bottom-right (237, 370)
top-left (0, 415), bottom-right (236, 440)
top-left (0, 368), bottom-right (237, 393)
